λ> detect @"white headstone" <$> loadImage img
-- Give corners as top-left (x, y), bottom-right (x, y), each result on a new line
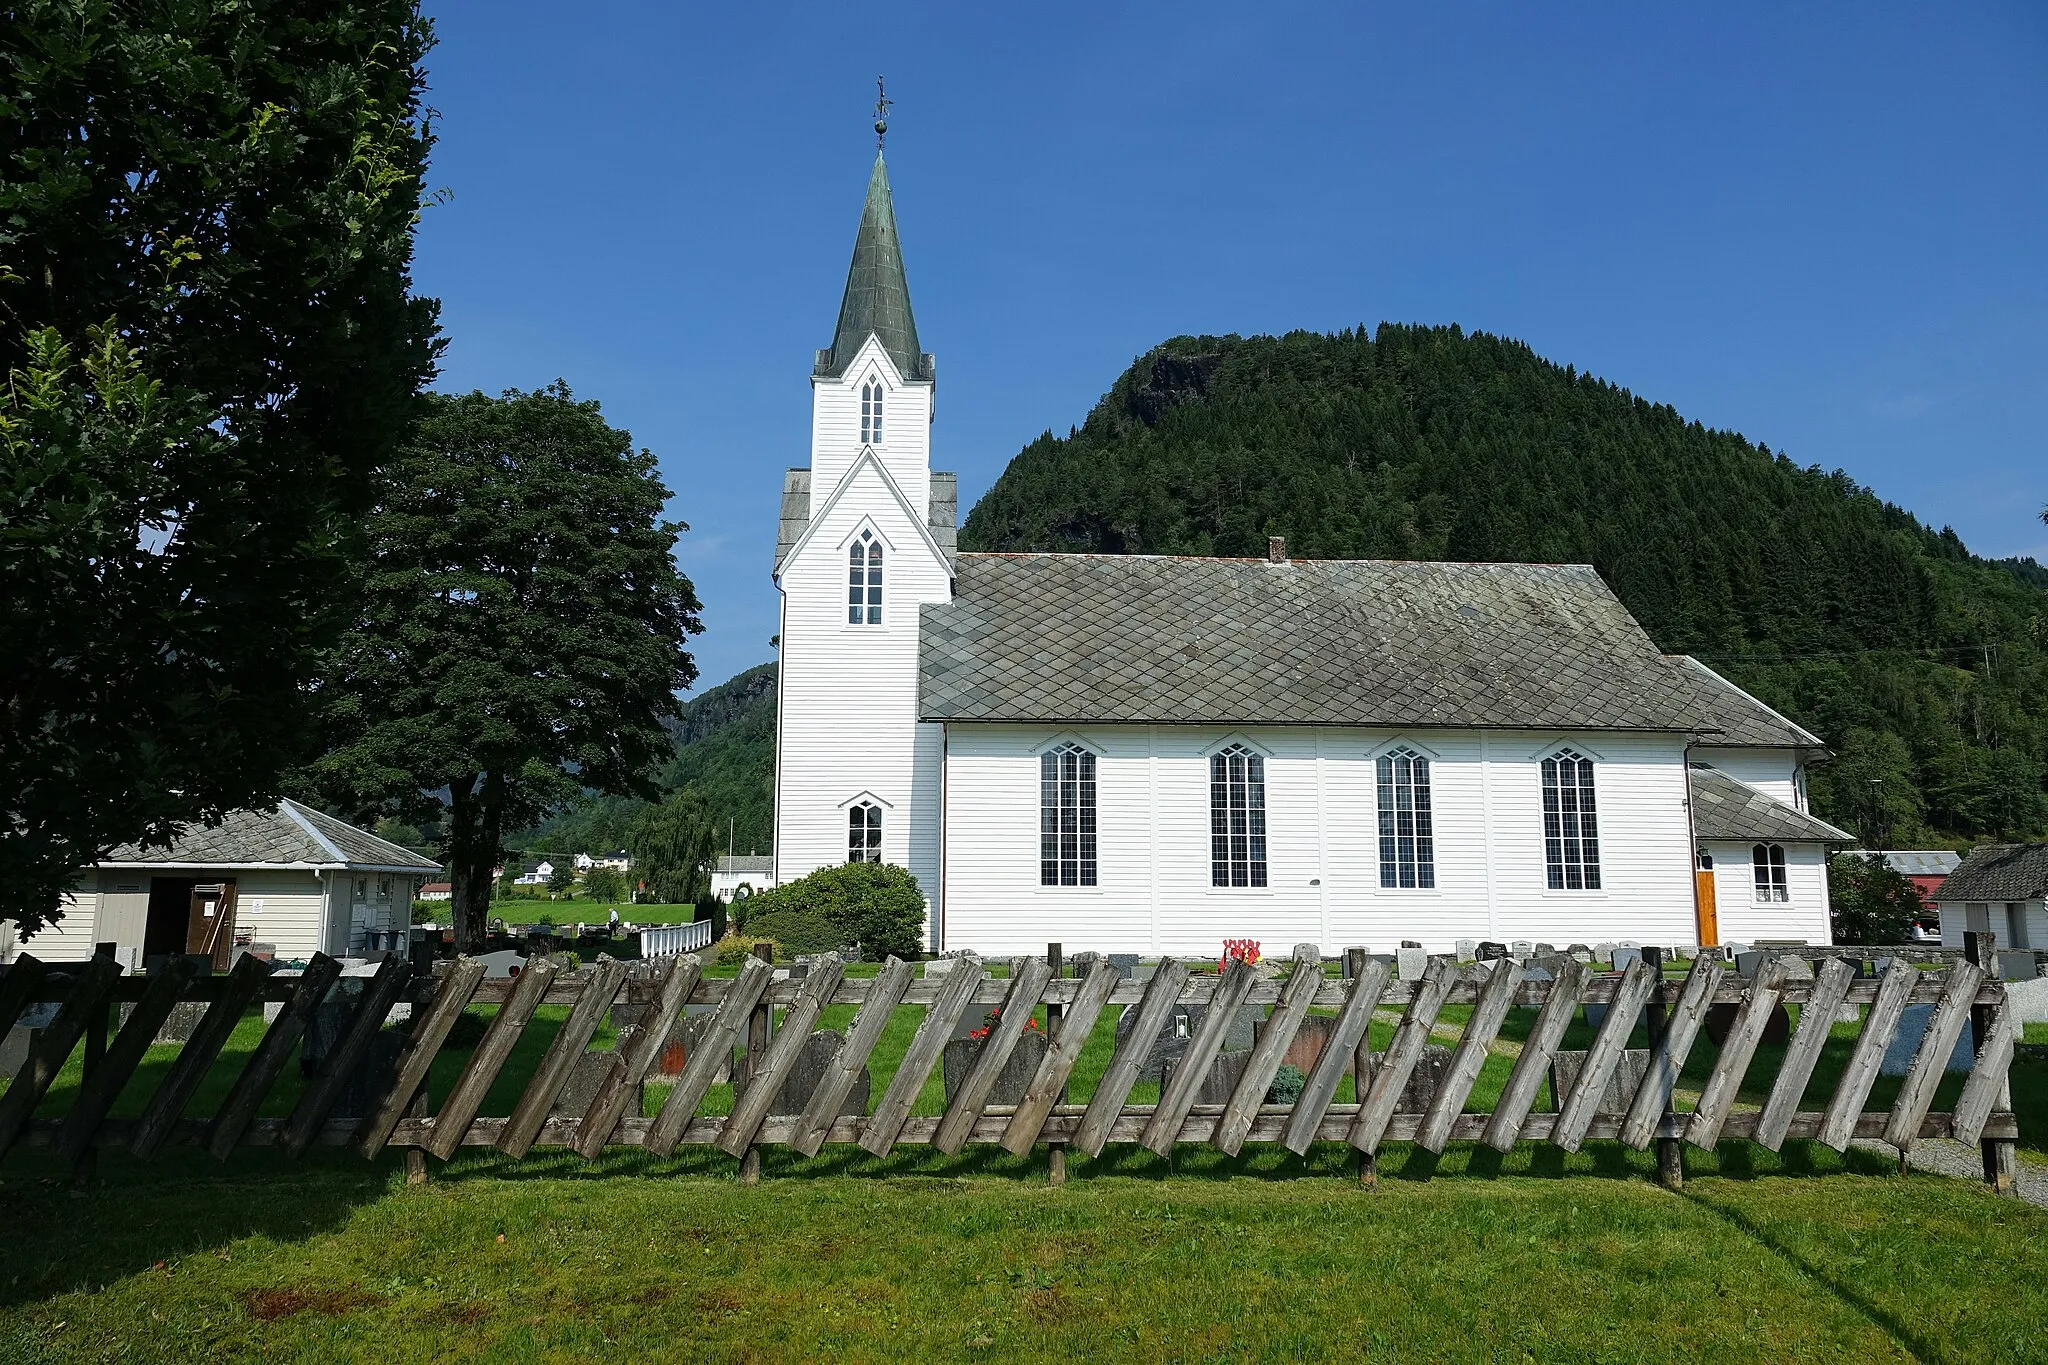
top-left (1396, 946), bottom-right (1428, 981)
top-left (1609, 945), bottom-right (1642, 972)
top-left (1454, 938), bottom-right (1478, 962)
top-left (1510, 940), bottom-right (1534, 957)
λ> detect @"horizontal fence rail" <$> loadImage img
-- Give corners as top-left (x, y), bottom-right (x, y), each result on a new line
top-left (0, 936), bottom-right (2021, 1194)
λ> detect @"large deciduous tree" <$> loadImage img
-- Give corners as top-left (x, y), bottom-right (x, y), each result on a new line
top-left (0, 1), bottom-right (440, 935)
top-left (309, 385), bottom-right (701, 949)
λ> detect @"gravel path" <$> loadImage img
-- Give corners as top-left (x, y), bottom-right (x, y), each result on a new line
top-left (1850, 1138), bottom-right (2048, 1207)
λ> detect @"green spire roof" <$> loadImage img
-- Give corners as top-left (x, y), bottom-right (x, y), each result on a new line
top-left (818, 153), bottom-right (930, 381)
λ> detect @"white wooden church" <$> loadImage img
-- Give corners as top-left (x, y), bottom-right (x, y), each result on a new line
top-left (770, 145), bottom-right (1849, 956)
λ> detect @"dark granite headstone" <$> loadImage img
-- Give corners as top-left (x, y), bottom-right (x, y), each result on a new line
top-left (1549, 1048), bottom-right (1652, 1116)
top-left (1114, 1002), bottom-right (1194, 1082)
top-left (732, 1029), bottom-right (868, 1117)
top-left (1107, 953), bottom-right (1140, 981)
top-left (1173, 1048), bottom-right (1253, 1106)
top-left (549, 1050), bottom-right (617, 1118)
top-left (1476, 941), bottom-right (1508, 962)
top-left (326, 1029), bottom-right (405, 1121)
top-left (299, 977), bottom-right (361, 1075)
top-left (1703, 1000), bottom-right (1792, 1047)
top-left (941, 1030), bottom-right (1048, 1107)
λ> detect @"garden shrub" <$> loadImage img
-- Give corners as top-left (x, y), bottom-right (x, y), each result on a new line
top-left (737, 862), bottom-right (927, 961)
top-left (736, 909), bottom-right (840, 954)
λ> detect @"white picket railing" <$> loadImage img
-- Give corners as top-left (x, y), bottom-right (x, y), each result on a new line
top-left (638, 920), bottom-right (714, 958)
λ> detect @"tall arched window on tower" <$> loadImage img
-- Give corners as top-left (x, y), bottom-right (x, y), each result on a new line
top-left (1210, 745), bottom-right (1268, 888)
top-left (1040, 743), bottom-right (1097, 886)
top-left (848, 530), bottom-right (882, 625)
top-left (1376, 747), bottom-right (1435, 888)
top-left (860, 380), bottom-right (884, 446)
top-left (1541, 748), bottom-right (1601, 889)
top-left (848, 802), bottom-right (882, 863)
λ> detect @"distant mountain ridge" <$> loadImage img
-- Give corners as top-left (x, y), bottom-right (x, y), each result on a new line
top-left (961, 325), bottom-right (2048, 847)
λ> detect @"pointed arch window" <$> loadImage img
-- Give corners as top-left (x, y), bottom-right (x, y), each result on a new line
top-left (1753, 844), bottom-right (1788, 902)
top-left (1541, 749), bottom-right (1601, 889)
top-left (860, 380), bottom-right (884, 446)
top-left (848, 530), bottom-right (882, 625)
top-left (1040, 743), bottom-right (1097, 887)
top-left (1210, 745), bottom-right (1267, 888)
top-left (848, 802), bottom-right (882, 863)
top-left (1376, 747), bottom-right (1435, 889)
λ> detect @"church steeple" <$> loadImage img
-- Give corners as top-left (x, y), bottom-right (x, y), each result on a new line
top-left (816, 149), bottom-right (930, 382)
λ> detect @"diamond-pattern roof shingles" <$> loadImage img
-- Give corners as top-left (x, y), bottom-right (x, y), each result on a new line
top-left (1937, 844), bottom-right (2048, 903)
top-left (102, 800), bottom-right (440, 871)
top-left (920, 554), bottom-right (1730, 731)
top-left (1688, 766), bottom-right (1852, 843)
top-left (1669, 656), bottom-right (1822, 749)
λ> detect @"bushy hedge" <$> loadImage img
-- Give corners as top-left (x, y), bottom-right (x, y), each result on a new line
top-left (738, 862), bottom-right (927, 961)
top-left (736, 909), bottom-right (840, 954)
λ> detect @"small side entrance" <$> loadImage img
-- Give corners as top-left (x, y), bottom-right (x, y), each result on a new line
top-left (1693, 847), bottom-right (1719, 947)
top-left (145, 876), bottom-right (237, 969)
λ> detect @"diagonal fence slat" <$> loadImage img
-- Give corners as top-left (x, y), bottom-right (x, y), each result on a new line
top-left (1142, 960), bottom-right (1258, 1156)
top-left (935, 957), bottom-right (1053, 1155)
top-left (1620, 954), bottom-right (1724, 1150)
top-left (132, 952), bottom-right (274, 1160)
top-left (208, 954), bottom-right (343, 1160)
top-left (1817, 959), bottom-right (1919, 1152)
top-left (1482, 957), bottom-right (1591, 1152)
top-left (717, 955), bottom-right (846, 1158)
top-left (1753, 956), bottom-right (1856, 1152)
top-left (284, 955), bottom-right (413, 1158)
top-left (1417, 956), bottom-right (1523, 1155)
top-left (404, 957), bottom-right (538, 1160)
top-left (645, 955), bottom-right (772, 1159)
top-left (792, 956), bottom-right (913, 1158)
top-left (1075, 958), bottom-right (1190, 1159)
top-left (1553, 957), bottom-right (1657, 1153)
top-left (1686, 956), bottom-right (1792, 1151)
top-left (859, 959), bottom-right (986, 1158)
top-left (1002, 958), bottom-right (1120, 1156)
top-left (574, 956), bottom-right (698, 1160)
top-left (1350, 956), bottom-right (1458, 1156)
top-left (359, 957), bottom-right (487, 1159)
top-left (57, 955), bottom-right (204, 1164)
top-left (1952, 992), bottom-right (2016, 1147)
top-left (1216, 945), bottom-right (1324, 1157)
top-left (1282, 956), bottom-right (1389, 1156)
top-left (0, 953), bottom-right (126, 1161)
top-left (497, 958), bottom-right (629, 1159)
top-left (1882, 960), bottom-right (1985, 1151)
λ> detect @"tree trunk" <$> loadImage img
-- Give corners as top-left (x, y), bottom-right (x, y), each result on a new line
top-left (446, 773), bottom-right (505, 954)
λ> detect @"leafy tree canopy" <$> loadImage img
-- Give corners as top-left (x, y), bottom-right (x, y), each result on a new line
top-left (963, 326), bottom-right (2048, 848)
top-left (629, 790), bottom-right (718, 908)
top-left (738, 862), bottom-right (926, 962)
top-left (1, 0), bottom-right (440, 933)
top-left (1827, 852), bottom-right (1925, 945)
top-left (306, 384), bottom-right (700, 948)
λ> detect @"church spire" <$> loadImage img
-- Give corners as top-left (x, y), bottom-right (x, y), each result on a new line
top-left (817, 85), bottom-right (928, 382)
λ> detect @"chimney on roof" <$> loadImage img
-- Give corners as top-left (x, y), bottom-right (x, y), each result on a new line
top-left (1267, 536), bottom-right (1287, 563)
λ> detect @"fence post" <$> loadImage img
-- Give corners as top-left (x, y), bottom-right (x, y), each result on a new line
top-left (1642, 946), bottom-right (1683, 1191)
top-left (71, 943), bottom-right (118, 1188)
top-left (1345, 947), bottom-right (1376, 1189)
top-left (1046, 942), bottom-right (1066, 1187)
top-left (1964, 931), bottom-right (2017, 1196)
top-left (740, 941), bottom-right (773, 1185)
top-left (405, 1090), bottom-right (430, 1186)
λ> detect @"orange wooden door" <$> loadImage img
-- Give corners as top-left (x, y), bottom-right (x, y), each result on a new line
top-left (1693, 868), bottom-right (1719, 947)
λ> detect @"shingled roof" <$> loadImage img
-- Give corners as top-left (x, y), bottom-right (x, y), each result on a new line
top-left (1937, 844), bottom-right (2048, 902)
top-left (1669, 655), bottom-right (1823, 749)
top-left (814, 153), bottom-right (931, 382)
top-left (919, 553), bottom-right (1810, 733)
top-left (102, 800), bottom-right (440, 873)
top-left (1688, 766), bottom-right (1852, 843)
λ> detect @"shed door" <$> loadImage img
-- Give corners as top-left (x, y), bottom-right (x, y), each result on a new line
top-left (1693, 848), bottom-right (1719, 948)
top-left (185, 881), bottom-right (237, 970)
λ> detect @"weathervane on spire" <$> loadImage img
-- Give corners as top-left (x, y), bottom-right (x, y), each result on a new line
top-left (874, 75), bottom-right (892, 150)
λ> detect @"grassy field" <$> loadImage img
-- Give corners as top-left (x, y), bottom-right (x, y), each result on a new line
top-left (4, 965), bottom-right (2045, 1361)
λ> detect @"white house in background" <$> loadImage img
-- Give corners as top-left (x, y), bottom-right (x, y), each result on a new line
top-left (770, 142), bottom-right (1850, 956)
top-left (711, 856), bottom-right (777, 902)
top-left (1934, 845), bottom-right (2048, 950)
top-left (514, 860), bottom-right (556, 887)
top-left (12, 799), bottom-right (439, 967)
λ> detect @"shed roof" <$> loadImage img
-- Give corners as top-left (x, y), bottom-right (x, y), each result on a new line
top-left (919, 553), bottom-right (1813, 734)
top-left (717, 856), bottom-right (775, 875)
top-left (1689, 766), bottom-right (1852, 844)
top-left (1875, 850), bottom-right (1962, 878)
top-left (1936, 844), bottom-right (2048, 903)
top-left (101, 799), bottom-right (441, 873)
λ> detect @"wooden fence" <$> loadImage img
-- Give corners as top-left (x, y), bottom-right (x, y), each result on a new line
top-left (0, 935), bottom-right (2020, 1193)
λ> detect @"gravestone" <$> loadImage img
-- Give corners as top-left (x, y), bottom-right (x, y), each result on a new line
top-left (326, 1028), bottom-right (406, 1122)
top-left (923, 954), bottom-right (986, 979)
top-left (1998, 950), bottom-right (2039, 982)
top-left (941, 1029), bottom-right (1048, 1107)
top-left (1282, 1014), bottom-right (1343, 1075)
top-left (732, 1030), bottom-right (868, 1117)
top-left (1703, 1000), bottom-right (1792, 1047)
top-left (1454, 939), bottom-right (1478, 963)
top-left (549, 1050), bottom-right (617, 1118)
top-left (1174, 1048), bottom-right (1253, 1106)
top-left (1565, 944), bottom-right (1592, 960)
top-left (1550, 1048), bottom-right (1652, 1116)
top-left (0, 1024), bottom-right (41, 1076)
top-left (1070, 951), bottom-right (1101, 979)
top-left (1107, 953), bottom-right (1139, 981)
top-left (1592, 942), bottom-right (1616, 964)
top-left (1609, 945), bottom-right (1642, 973)
top-left (1475, 941), bottom-right (1508, 963)
top-left (1535, 943), bottom-right (1556, 955)
top-left (1387, 1043), bottom-right (1453, 1113)
top-left (2006, 976), bottom-right (2048, 1025)
top-left (1510, 940), bottom-right (1535, 958)
top-left (1879, 1004), bottom-right (1974, 1077)
top-left (300, 977), bottom-right (364, 1075)
top-left (1396, 947), bottom-right (1428, 981)
top-left (1115, 1001), bottom-right (1196, 1082)
top-left (473, 949), bottom-right (526, 980)
top-left (116, 998), bottom-right (210, 1045)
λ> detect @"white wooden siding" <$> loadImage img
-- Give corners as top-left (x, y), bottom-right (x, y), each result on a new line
top-left (1704, 840), bottom-right (1832, 946)
top-left (20, 889), bottom-right (100, 961)
top-left (940, 725), bottom-right (1714, 956)
top-left (808, 335), bottom-right (931, 523)
top-left (1941, 899), bottom-right (2048, 951)
top-left (1694, 748), bottom-right (1802, 807)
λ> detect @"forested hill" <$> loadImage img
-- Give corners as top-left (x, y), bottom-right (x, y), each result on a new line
top-left (961, 326), bottom-right (2048, 848)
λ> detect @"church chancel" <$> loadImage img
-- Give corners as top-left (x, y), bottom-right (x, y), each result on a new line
top-left (771, 120), bottom-right (1847, 956)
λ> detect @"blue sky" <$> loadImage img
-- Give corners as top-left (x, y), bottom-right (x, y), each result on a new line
top-left (413, 1), bottom-right (2048, 693)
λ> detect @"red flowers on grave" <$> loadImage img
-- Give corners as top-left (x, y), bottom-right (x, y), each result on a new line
top-left (968, 1004), bottom-right (1043, 1041)
top-left (1222, 938), bottom-right (1263, 967)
